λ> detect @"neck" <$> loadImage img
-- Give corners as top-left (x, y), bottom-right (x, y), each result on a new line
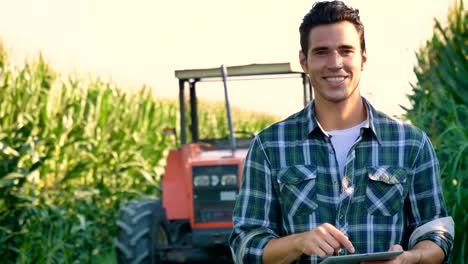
top-left (314, 96), bottom-right (367, 131)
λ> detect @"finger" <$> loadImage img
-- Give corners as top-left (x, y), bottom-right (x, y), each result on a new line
top-left (339, 237), bottom-right (355, 254)
top-left (311, 245), bottom-right (328, 258)
top-left (389, 244), bottom-right (403, 252)
top-left (326, 228), bottom-right (355, 253)
top-left (318, 240), bottom-right (335, 256)
top-left (322, 233), bottom-right (341, 249)
top-left (320, 224), bottom-right (346, 240)
top-left (315, 224), bottom-right (344, 251)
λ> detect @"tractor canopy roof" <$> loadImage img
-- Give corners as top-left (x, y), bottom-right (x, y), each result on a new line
top-left (175, 62), bottom-right (303, 80)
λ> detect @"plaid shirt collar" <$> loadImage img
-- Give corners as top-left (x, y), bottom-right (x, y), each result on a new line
top-left (302, 97), bottom-right (382, 144)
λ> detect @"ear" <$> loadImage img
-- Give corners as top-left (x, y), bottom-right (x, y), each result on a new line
top-left (361, 50), bottom-right (367, 71)
top-left (299, 50), bottom-right (308, 72)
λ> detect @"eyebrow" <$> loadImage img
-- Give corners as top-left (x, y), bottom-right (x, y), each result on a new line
top-left (310, 45), bottom-right (356, 53)
top-left (339, 45), bottom-right (356, 50)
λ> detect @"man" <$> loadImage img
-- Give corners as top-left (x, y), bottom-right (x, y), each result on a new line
top-left (229, 1), bottom-right (454, 263)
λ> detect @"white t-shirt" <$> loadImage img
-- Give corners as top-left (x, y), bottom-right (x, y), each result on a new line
top-left (326, 120), bottom-right (367, 179)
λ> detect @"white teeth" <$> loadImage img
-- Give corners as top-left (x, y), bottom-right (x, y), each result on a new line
top-left (326, 77), bottom-right (345, 82)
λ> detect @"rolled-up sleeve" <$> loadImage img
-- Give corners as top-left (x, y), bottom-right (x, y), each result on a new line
top-left (406, 133), bottom-right (454, 262)
top-left (229, 136), bottom-right (281, 264)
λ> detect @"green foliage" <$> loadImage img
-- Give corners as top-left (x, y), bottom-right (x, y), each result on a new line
top-left (0, 42), bottom-right (278, 263)
top-left (195, 101), bottom-right (277, 140)
top-left (402, 2), bottom-right (467, 263)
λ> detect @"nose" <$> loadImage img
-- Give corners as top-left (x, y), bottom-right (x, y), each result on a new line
top-left (327, 51), bottom-right (343, 70)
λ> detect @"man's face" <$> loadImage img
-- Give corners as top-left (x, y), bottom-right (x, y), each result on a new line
top-left (300, 21), bottom-right (367, 104)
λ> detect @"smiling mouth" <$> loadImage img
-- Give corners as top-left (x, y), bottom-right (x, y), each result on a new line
top-left (324, 76), bottom-right (347, 82)
top-left (323, 76), bottom-right (348, 87)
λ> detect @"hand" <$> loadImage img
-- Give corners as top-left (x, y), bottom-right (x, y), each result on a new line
top-left (361, 245), bottom-right (417, 264)
top-left (294, 223), bottom-right (355, 258)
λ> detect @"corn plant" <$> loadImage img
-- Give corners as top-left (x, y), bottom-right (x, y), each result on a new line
top-left (403, 2), bottom-right (467, 263)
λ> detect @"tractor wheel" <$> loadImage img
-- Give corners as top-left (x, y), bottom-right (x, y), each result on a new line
top-left (115, 199), bottom-right (169, 264)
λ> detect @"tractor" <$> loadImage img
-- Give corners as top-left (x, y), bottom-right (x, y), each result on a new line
top-left (115, 62), bottom-right (312, 263)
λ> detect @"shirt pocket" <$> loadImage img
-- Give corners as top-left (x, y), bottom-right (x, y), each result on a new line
top-left (275, 165), bottom-right (318, 216)
top-left (366, 166), bottom-right (409, 217)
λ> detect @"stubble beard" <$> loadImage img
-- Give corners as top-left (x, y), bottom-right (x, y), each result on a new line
top-left (315, 79), bottom-right (361, 105)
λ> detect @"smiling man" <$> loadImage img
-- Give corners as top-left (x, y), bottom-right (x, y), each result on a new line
top-left (229, 1), bottom-right (454, 264)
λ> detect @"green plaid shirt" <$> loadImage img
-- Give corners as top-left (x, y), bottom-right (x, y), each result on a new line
top-left (229, 99), bottom-right (453, 263)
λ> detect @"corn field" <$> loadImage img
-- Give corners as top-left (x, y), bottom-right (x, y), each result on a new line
top-left (0, 43), bottom-right (277, 263)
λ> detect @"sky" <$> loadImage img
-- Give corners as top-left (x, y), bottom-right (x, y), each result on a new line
top-left (0, 0), bottom-right (458, 118)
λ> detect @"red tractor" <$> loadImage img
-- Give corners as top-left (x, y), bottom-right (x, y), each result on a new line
top-left (115, 62), bottom-right (312, 263)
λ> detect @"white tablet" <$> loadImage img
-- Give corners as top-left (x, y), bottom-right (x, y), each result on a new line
top-left (320, 250), bottom-right (403, 264)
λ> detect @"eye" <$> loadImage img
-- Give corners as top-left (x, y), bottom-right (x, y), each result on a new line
top-left (313, 49), bottom-right (328, 56)
top-left (341, 49), bottom-right (354, 56)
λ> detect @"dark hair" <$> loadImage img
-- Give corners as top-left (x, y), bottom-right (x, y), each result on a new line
top-left (299, 1), bottom-right (365, 56)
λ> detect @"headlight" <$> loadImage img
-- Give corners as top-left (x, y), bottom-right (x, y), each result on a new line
top-left (211, 175), bottom-right (220, 186)
top-left (194, 175), bottom-right (210, 186)
top-left (221, 174), bottom-right (237, 186)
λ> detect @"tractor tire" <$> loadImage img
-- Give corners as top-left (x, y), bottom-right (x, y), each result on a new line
top-left (115, 199), bottom-right (169, 264)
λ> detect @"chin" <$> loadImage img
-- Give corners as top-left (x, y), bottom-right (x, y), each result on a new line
top-left (323, 93), bottom-right (349, 103)
top-left (325, 97), bottom-right (348, 104)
